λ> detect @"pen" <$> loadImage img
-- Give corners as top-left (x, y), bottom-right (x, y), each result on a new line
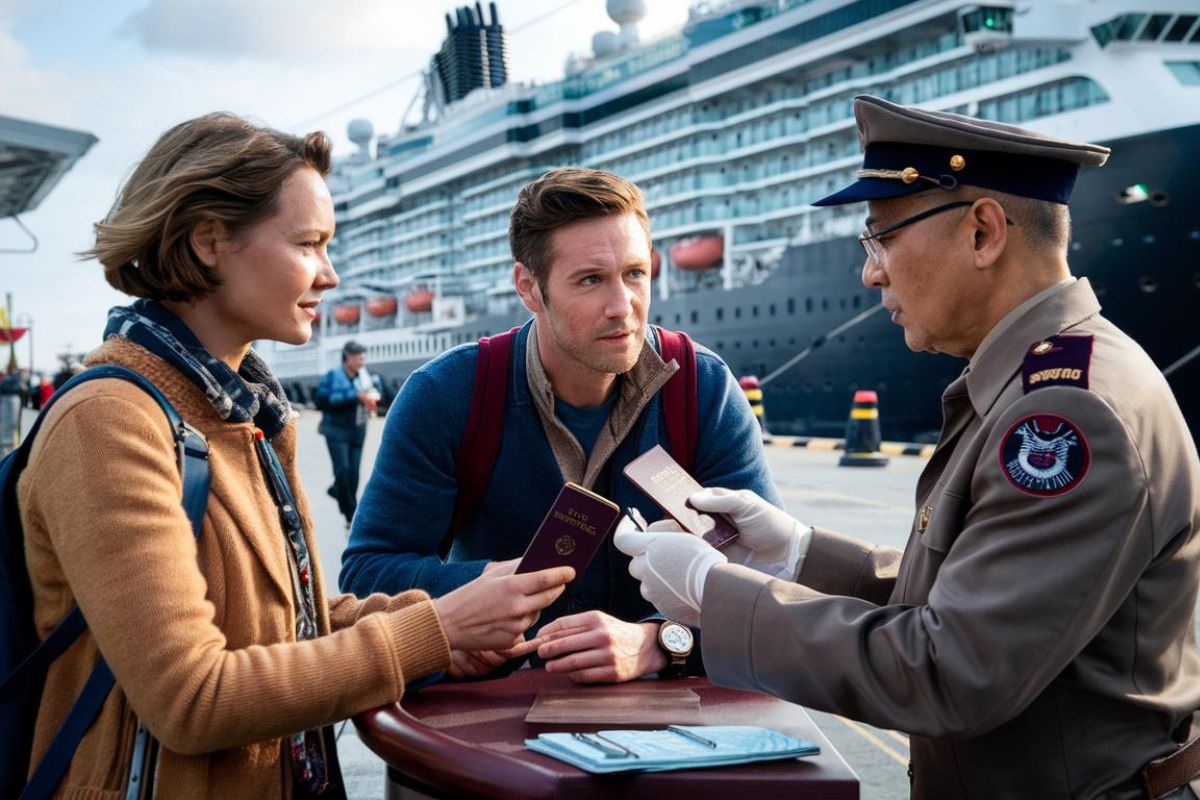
top-left (626, 506), bottom-right (649, 532)
top-left (667, 725), bottom-right (718, 748)
top-left (572, 731), bottom-right (639, 759)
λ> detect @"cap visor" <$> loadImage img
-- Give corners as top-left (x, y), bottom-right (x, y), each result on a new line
top-left (812, 178), bottom-right (930, 207)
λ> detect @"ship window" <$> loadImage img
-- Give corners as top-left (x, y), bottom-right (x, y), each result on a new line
top-left (735, 307), bottom-right (742, 319)
top-left (769, 339), bottom-right (776, 347)
top-left (734, 342), bottom-right (741, 349)
top-left (675, 314), bottom-right (681, 325)
top-left (1139, 14), bottom-right (1172, 41)
top-left (716, 308), bottom-right (724, 321)
top-left (654, 315), bottom-right (663, 325)
top-left (752, 306), bottom-right (759, 318)
top-left (752, 341), bottom-right (759, 349)
top-left (821, 298), bottom-right (830, 311)
top-left (769, 304), bottom-right (776, 316)
top-left (1164, 15), bottom-right (1197, 42)
top-left (787, 298), bottom-right (795, 315)
top-left (690, 310), bottom-right (699, 324)
top-left (1166, 61), bottom-right (1200, 86)
top-left (715, 342), bottom-right (723, 350)
top-left (805, 298), bottom-right (813, 313)
top-left (1115, 13), bottom-right (1146, 41)
top-left (852, 295), bottom-right (861, 309)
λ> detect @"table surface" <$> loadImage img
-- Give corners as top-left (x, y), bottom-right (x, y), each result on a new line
top-left (355, 669), bottom-right (860, 800)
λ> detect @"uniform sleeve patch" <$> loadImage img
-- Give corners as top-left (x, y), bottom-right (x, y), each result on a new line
top-left (1022, 334), bottom-right (1093, 393)
top-left (999, 414), bottom-right (1090, 496)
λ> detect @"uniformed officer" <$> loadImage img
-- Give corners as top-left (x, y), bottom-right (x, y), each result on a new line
top-left (615, 95), bottom-right (1200, 799)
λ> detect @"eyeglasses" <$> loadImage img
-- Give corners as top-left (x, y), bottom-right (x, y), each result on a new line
top-left (858, 201), bottom-right (974, 264)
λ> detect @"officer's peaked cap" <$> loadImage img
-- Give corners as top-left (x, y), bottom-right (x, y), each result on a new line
top-left (814, 95), bottom-right (1111, 207)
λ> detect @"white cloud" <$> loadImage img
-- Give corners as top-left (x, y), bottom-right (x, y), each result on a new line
top-left (122, 0), bottom-right (442, 60)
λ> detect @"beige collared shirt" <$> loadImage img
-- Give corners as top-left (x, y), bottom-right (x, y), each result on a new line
top-left (524, 325), bottom-right (678, 489)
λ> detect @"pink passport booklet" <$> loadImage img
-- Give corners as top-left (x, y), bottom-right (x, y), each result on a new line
top-left (622, 445), bottom-right (739, 549)
top-left (516, 482), bottom-right (621, 577)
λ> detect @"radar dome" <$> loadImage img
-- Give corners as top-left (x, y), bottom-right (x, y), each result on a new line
top-left (347, 119), bottom-right (374, 148)
top-left (592, 30), bottom-right (619, 58)
top-left (606, 0), bottom-right (646, 26)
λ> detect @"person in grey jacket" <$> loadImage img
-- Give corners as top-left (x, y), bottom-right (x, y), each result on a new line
top-left (617, 96), bottom-right (1200, 799)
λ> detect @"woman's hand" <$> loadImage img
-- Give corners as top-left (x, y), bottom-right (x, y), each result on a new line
top-left (433, 566), bottom-right (574, 652)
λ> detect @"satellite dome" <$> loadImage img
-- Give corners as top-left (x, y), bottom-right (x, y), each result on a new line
top-left (606, 0), bottom-right (646, 26)
top-left (347, 119), bottom-right (374, 148)
top-left (592, 30), bottom-right (619, 58)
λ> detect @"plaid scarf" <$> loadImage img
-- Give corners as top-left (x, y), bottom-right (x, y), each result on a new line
top-left (103, 299), bottom-right (296, 438)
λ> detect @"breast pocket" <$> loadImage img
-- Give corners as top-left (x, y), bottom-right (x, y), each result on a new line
top-left (898, 488), bottom-right (970, 604)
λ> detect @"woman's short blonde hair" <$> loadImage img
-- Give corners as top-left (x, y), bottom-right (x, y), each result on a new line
top-left (85, 112), bottom-right (332, 302)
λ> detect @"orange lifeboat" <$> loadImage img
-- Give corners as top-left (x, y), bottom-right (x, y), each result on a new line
top-left (333, 304), bottom-right (360, 325)
top-left (670, 235), bottom-right (723, 271)
top-left (366, 297), bottom-right (399, 317)
top-left (405, 289), bottom-right (434, 313)
top-left (650, 248), bottom-right (661, 279)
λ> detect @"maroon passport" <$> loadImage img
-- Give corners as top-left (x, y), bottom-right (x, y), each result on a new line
top-left (623, 445), bottom-right (739, 548)
top-left (516, 482), bottom-right (621, 576)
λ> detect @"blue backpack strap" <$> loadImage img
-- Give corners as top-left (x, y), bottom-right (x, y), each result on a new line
top-left (6, 365), bottom-right (209, 800)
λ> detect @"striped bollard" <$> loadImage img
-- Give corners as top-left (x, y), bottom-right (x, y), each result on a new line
top-left (739, 375), bottom-right (768, 436)
top-left (838, 389), bottom-right (889, 467)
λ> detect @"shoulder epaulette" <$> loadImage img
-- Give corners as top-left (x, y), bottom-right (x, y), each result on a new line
top-left (1022, 334), bottom-right (1093, 394)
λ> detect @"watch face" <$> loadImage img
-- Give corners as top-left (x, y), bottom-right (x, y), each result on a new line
top-left (661, 623), bottom-right (693, 653)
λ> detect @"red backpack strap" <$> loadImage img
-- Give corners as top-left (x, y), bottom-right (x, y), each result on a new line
top-left (438, 327), bottom-right (518, 559)
top-left (655, 326), bottom-right (698, 474)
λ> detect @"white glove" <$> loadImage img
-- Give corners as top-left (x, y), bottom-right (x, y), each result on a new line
top-left (688, 488), bottom-right (812, 579)
top-left (614, 519), bottom-right (727, 628)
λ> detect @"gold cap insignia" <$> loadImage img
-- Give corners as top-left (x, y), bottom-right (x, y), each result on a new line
top-left (1031, 341), bottom-right (1054, 356)
top-left (917, 505), bottom-right (932, 533)
top-left (949, 154), bottom-right (966, 171)
top-left (901, 166), bottom-right (919, 184)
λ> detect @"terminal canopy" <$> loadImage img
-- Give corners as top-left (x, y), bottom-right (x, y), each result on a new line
top-left (0, 114), bottom-right (97, 218)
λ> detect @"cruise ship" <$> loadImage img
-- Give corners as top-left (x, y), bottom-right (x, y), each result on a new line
top-left (261, 0), bottom-right (1200, 441)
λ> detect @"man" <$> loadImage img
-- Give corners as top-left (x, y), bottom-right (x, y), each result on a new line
top-left (617, 96), bottom-right (1200, 798)
top-left (341, 168), bottom-right (779, 683)
top-left (314, 340), bottom-right (378, 526)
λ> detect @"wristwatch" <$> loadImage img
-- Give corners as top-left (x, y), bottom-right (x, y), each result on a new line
top-left (657, 621), bottom-right (694, 677)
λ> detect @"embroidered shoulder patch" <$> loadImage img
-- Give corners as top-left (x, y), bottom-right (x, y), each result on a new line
top-left (1022, 335), bottom-right (1093, 393)
top-left (999, 414), bottom-right (1090, 496)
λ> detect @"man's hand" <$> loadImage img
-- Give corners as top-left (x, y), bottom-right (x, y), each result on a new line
top-left (614, 525), bottom-right (727, 627)
top-left (357, 390), bottom-right (378, 414)
top-left (689, 488), bottom-right (811, 579)
top-left (433, 566), bottom-right (574, 652)
top-left (446, 648), bottom-right (511, 679)
top-left (481, 557), bottom-right (520, 577)
top-left (532, 611), bottom-right (667, 683)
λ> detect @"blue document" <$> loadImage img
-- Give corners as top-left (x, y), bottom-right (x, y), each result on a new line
top-left (525, 725), bottom-right (820, 774)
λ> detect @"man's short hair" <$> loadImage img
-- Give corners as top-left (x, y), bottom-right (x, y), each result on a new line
top-left (342, 341), bottom-right (366, 360)
top-left (509, 168), bottom-right (651, 298)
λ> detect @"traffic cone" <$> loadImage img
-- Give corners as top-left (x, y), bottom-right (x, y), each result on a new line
top-left (739, 375), bottom-right (768, 435)
top-left (838, 389), bottom-right (889, 467)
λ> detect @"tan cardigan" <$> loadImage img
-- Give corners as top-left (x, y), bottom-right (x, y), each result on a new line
top-left (19, 338), bottom-right (451, 799)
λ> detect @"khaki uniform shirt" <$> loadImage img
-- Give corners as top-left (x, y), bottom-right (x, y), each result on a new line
top-left (702, 279), bottom-right (1200, 798)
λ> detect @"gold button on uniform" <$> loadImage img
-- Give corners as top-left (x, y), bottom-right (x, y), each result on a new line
top-left (949, 154), bottom-right (966, 171)
top-left (901, 166), bottom-right (920, 184)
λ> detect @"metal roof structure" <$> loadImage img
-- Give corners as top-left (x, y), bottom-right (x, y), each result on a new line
top-left (0, 114), bottom-right (97, 218)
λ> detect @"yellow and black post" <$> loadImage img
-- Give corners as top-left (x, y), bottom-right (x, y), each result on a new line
top-left (739, 375), bottom-right (768, 435)
top-left (838, 389), bottom-right (889, 467)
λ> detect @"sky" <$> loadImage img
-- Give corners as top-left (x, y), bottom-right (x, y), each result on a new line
top-left (0, 0), bottom-right (692, 373)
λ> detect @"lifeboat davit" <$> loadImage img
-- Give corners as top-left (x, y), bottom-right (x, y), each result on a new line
top-left (670, 235), bottom-right (723, 271)
top-left (650, 248), bottom-right (661, 279)
top-left (333, 304), bottom-right (360, 325)
top-left (366, 297), bottom-right (399, 317)
top-left (405, 289), bottom-right (434, 313)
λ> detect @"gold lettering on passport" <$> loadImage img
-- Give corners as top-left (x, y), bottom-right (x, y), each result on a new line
top-left (551, 508), bottom-right (598, 536)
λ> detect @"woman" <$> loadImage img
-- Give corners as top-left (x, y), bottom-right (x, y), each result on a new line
top-left (18, 112), bottom-right (573, 799)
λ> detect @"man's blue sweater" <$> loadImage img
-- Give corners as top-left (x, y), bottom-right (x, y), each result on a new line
top-left (340, 322), bottom-right (781, 629)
